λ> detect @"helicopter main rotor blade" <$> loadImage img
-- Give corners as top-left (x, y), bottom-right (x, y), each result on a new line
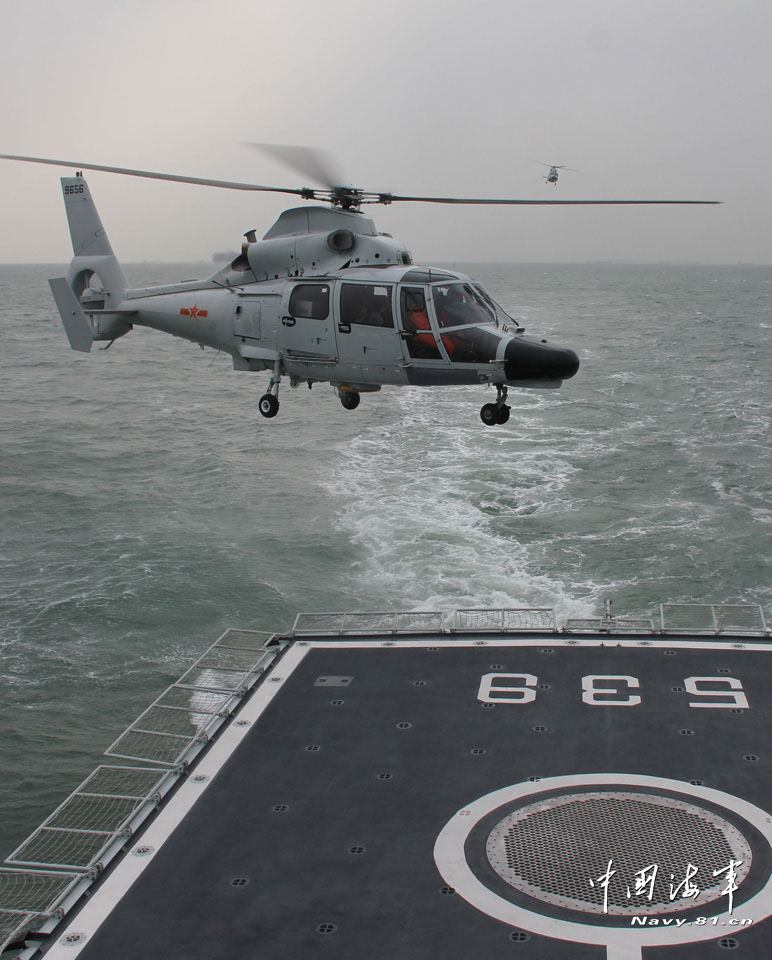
top-left (0, 153), bottom-right (309, 197)
top-left (533, 162), bottom-right (578, 171)
top-left (0, 153), bottom-right (721, 207)
top-left (379, 194), bottom-right (721, 205)
top-left (242, 142), bottom-right (347, 190)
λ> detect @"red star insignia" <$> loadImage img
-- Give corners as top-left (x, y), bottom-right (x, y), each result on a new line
top-left (179, 304), bottom-right (208, 319)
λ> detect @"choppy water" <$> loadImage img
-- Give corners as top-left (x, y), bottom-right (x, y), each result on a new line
top-left (0, 261), bottom-right (770, 856)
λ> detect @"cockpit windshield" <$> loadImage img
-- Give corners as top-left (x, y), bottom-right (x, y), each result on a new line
top-left (432, 283), bottom-right (496, 329)
top-left (472, 284), bottom-right (519, 327)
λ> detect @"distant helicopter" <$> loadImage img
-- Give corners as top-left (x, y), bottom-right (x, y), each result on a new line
top-left (0, 147), bottom-right (718, 426)
top-left (536, 162), bottom-right (578, 186)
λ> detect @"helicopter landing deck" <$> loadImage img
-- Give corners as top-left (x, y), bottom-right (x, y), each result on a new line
top-left (3, 605), bottom-right (772, 959)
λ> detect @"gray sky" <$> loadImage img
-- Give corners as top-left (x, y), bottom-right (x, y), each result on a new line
top-left (1, 0), bottom-right (770, 264)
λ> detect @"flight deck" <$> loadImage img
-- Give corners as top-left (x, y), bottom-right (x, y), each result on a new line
top-left (2, 604), bottom-right (771, 960)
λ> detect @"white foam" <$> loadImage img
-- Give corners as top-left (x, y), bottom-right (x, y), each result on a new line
top-left (323, 387), bottom-right (601, 619)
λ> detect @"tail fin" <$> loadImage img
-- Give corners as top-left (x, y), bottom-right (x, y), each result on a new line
top-left (51, 176), bottom-right (131, 350)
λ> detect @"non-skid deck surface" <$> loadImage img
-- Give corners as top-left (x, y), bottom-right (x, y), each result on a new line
top-left (45, 636), bottom-right (772, 959)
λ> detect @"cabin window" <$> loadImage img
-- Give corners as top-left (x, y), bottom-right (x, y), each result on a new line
top-left (289, 284), bottom-right (330, 320)
top-left (340, 283), bottom-right (394, 328)
top-left (400, 286), bottom-right (441, 360)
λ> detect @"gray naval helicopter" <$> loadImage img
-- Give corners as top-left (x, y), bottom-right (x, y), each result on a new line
top-left (536, 162), bottom-right (578, 185)
top-left (1, 146), bottom-right (718, 425)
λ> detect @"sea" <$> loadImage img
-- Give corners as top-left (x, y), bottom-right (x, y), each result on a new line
top-left (0, 261), bottom-right (770, 859)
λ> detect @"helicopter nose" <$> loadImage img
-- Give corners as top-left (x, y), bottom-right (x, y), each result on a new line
top-left (504, 337), bottom-right (580, 382)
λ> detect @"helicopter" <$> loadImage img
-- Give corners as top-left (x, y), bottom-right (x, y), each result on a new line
top-left (536, 162), bottom-right (578, 186)
top-left (0, 147), bottom-right (718, 426)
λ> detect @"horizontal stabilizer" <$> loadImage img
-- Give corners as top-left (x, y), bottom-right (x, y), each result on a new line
top-left (49, 277), bottom-right (94, 352)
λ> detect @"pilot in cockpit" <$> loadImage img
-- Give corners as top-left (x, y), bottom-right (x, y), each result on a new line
top-left (435, 285), bottom-right (469, 328)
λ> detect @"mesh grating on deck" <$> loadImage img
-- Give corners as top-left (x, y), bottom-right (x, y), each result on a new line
top-left (487, 791), bottom-right (751, 916)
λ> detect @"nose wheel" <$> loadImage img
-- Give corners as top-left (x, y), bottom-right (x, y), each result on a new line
top-left (480, 385), bottom-right (510, 426)
top-left (338, 390), bottom-right (360, 411)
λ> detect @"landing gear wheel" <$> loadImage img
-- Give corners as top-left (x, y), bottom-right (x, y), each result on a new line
top-left (339, 391), bottom-right (360, 411)
top-left (481, 384), bottom-right (510, 427)
top-left (258, 393), bottom-right (279, 418)
top-left (480, 403), bottom-right (499, 426)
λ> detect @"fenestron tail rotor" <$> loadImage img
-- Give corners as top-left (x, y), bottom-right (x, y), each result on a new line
top-left (0, 150), bottom-right (720, 208)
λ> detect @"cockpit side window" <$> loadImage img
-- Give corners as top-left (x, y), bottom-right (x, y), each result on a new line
top-left (433, 282), bottom-right (495, 328)
top-left (400, 286), bottom-right (441, 360)
top-left (289, 284), bottom-right (330, 320)
top-left (341, 283), bottom-right (395, 327)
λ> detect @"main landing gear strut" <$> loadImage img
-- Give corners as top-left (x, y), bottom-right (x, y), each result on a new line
top-left (480, 385), bottom-right (510, 426)
top-left (258, 360), bottom-right (281, 419)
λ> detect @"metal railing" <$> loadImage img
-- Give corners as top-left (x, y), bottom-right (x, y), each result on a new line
top-left (5, 766), bottom-right (178, 873)
top-left (0, 869), bottom-right (85, 954)
top-left (291, 604), bottom-right (770, 639)
top-left (453, 608), bottom-right (557, 633)
top-left (564, 617), bottom-right (657, 634)
top-left (292, 610), bottom-right (444, 636)
top-left (105, 628), bottom-right (280, 766)
top-left (660, 603), bottom-right (768, 636)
